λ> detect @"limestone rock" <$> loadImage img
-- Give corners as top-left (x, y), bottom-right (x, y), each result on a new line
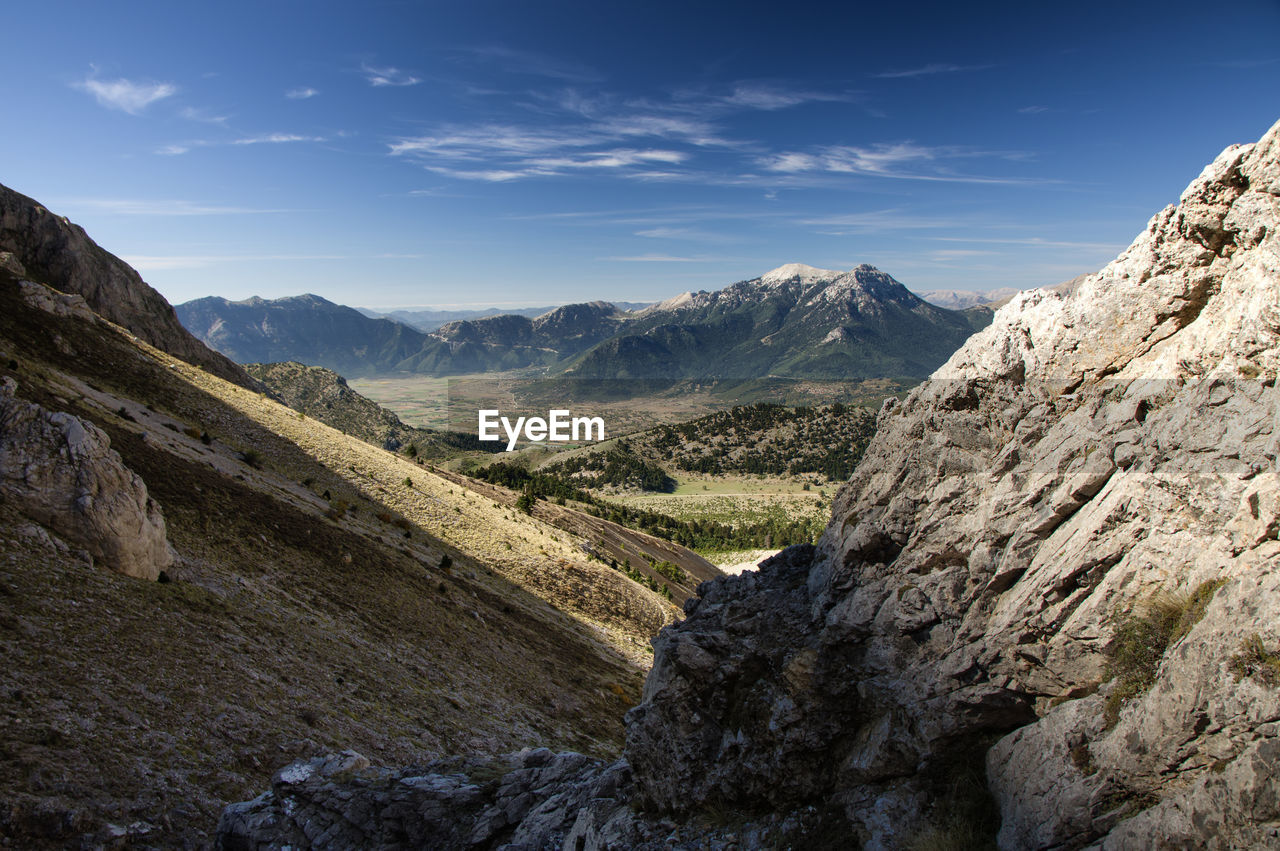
top-left (0, 377), bottom-right (172, 580)
top-left (626, 116), bottom-right (1280, 846)
top-left (216, 748), bottom-right (608, 850)
top-left (0, 182), bottom-right (255, 389)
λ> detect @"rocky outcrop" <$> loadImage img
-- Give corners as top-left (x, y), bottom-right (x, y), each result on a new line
top-left (0, 182), bottom-right (255, 389)
top-left (0, 377), bottom-right (172, 580)
top-left (219, 119), bottom-right (1280, 849)
top-left (244, 361), bottom-right (418, 451)
top-left (217, 748), bottom-right (614, 850)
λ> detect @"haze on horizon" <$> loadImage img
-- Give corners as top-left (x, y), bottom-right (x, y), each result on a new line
top-left (4, 0), bottom-right (1278, 310)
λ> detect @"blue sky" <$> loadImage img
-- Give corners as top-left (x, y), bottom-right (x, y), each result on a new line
top-left (3, 1), bottom-right (1278, 309)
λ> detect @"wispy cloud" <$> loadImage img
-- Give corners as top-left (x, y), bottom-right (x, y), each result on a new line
top-left (157, 133), bottom-right (329, 155)
top-left (718, 83), bottom-right (859, 110)
top-left (74, 74), bottom-right (176, 115)
top-left (760, 142), bottom-right (1047, 185)
top-left (231, 133), bottom-right (328, 146)
top-left (286, 87), bottom-right (320, 99)
top-left (873, 63), bottom-right (994, 79)
top-left (391, 119), bottom-right (704, 181)
top-left (634, 226), bottom-right (741, 244)
top-left (1018, 105), bottom-right (1049, 114)
top-left (179, 106), bottom-right (229, 125)
top-left (388, 75), bottom-right (862, 183)
top-left (362, 63), bottom-right (422, 87)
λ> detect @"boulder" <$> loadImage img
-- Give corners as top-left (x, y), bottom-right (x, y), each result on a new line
top-left (0, 377), bottom-right (172, 580)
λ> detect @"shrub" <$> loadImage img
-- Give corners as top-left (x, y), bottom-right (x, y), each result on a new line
top-left (403, 476), bottom-right (414, 488)
top-left (241, 448), bottom-right (264, 469)
top-left (1228, 634), bottom-right (1280, 687)
top-left (1104, 579), bottom-right (1225, 727)
top-left (439, 554), bottom-right (453, 570)
top-left (653, 560), bottom-right (688, 584)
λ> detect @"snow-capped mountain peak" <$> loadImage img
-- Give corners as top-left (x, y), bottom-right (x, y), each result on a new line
top-left (759, 263), bottom-right (842, 286)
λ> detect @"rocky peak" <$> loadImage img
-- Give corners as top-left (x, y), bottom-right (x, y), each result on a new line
top-left (0, 183), bottom-right (255, 390)
top-left (759, 262), bottom-right (842, 285)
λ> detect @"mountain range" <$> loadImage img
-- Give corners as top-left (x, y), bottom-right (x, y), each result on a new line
top-left (358, 303), bottom-right (653, 332)
top-left (178, 264), bottom-right (991, 383)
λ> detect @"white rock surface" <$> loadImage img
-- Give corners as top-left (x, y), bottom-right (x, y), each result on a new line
top-left (0, 377), bottom-right (172, 580)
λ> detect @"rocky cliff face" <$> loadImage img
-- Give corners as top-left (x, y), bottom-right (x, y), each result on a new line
top-left (218, 120), bottom-right (1280, 849)
top-left (0, 183), bottom-right (255, 390)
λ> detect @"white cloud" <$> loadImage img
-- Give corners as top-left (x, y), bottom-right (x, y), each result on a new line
top-left (392, 119), bottom-right (698, 181)
top-left (719, 83), bottom-right (857, 111)
top-left (179, 106), bottom-right (229, 125)
top-left (75, 75), bottom-right (176, 115)
top-left (424, 167), bottom-right (539, 182)
top-left (286, 87), bottom-right (319, 99)
top-left (231, 133), bottom-right (327, 145)
top-left (633, 226), bottom-right (740, 244)
top-left (873, 63), bottom-right (994, 79)
top-left (760, 152), bottom-right (821, 173)
top-left (596, 114), bottom-right (731, 147)
top-left (362, 63), bottom-right (421, 87)
top-left (761, 142), bottom-right (1048, 185)
top-left (156, 133), bottom-right (328, 155)
top-left (530, 149), bottom-right (688, 170)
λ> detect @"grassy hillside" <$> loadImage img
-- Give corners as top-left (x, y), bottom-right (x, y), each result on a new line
top-left (245, 360), bottom-right (499, 460)
top-left (0, 274), bottom-right (682, 847)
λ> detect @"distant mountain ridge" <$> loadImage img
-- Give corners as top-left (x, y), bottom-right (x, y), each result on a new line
top-left (361, 302), bottom-right (653, 332)
top-left (567, 263), bottom-right (989, 381)
top-left (178, 264), bottom-right (990, 382)
top-left (177, 293), bottom-right (429, 376)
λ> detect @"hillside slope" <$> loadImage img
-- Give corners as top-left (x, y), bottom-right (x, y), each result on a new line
top-left (0, 255), bottom-right (688, 845)
top-left (244, 360), bottom-right (496, 458)
top-left (221, 119), bottom-right (1280, 849)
